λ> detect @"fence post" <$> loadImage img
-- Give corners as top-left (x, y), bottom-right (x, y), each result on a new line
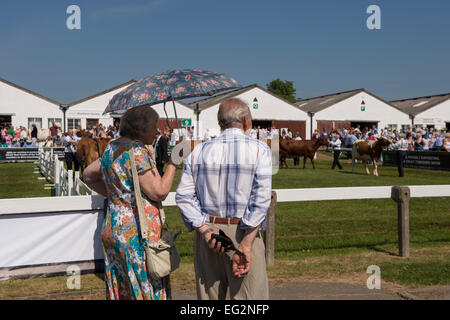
top-left (68, 170), bottom-right (73, 196)
top-left (54, 154), bottom-right (60, 196)
top-left (43, 151), bottom-right (48, 180)
top-left (75, 171), bottom-right (80, 195)
top-left (265, 191), bottom-right (277, 267)
top-left (38, 148), bottom-right (43, 174)
top-left (391, 186), bottom-right (410, 258)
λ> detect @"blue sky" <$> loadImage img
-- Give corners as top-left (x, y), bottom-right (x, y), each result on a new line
top-left (1, 0), bottom-right (449, 103)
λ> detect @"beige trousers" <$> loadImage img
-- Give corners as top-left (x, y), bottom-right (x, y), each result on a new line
top-left (193, 222), bottom-right (269, 300)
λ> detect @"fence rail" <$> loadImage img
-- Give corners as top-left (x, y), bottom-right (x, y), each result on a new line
top-left (1, 184), bottom-right (449, 279)
top-left (37, 149), bottom-right (95, 196)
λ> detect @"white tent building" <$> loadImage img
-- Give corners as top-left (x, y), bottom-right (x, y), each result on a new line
top-left (295, 88), bottom-right (411, 135)
top-left (0, 76), bottom-right (196, 134)
top-left (187, 84), bottom-right (310, 139)
top-left (391, 93), bottom-right (450, 131)
top-left (64, 80), bottom-right (136, 131)
top-left (0, 77), bottom-right (62, 129)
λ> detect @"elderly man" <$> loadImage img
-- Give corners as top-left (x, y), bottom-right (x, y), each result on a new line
top-left (176, 98), bottom-right (272, 300)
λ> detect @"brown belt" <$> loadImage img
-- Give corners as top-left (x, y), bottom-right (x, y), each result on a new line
top-left (209, 216), bottom-right (241, 224)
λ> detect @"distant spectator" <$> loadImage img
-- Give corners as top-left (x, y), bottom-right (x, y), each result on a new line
top-left (405, 133), bottom-right (414, 151)
top-left (444, 133), bottom-right (450, 152)
top-left (293, 131), bottom-right (302, 166)
top-left (62, 132), bottom-right (80, 171)
top-left (54, 135), bottom-right (63, 147)
top-left (287, 129), bottom-right (293, 139)
top-left (312, 129), bottom-right (320, 139)
top-left (23, 138), bottom-right (36, 148)
top-left (49, 121), bottom-right (59, 141)
top-left (0, 138), bottom-right (7, 148)
top-left (366, 132), bottom-right (376, 141)
top-left (5, 134), bottom-right (13, 146)
top-left (45, 136), bottom-right (54, 148)
top-left (431, 133), bottom-right (444, 151)
top-left (329, 132), bottom-right (343, 170)
top-left (31, 124), bottom-right (38, 141)
top-left (19, 127), bottom-right (28, 140)
top-left (11, 138), bottom-right (21, 148)
top-left (414, 134), bottom-right (424, 151)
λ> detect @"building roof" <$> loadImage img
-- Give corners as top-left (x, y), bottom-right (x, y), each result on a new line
top-left (390, 92), bottom-right (450, 117)
top-left (295, 88), bottom-right (366, 113)
top-left (67, 79), bottom-right (137, 107)
top-left (0, 76), bottom-right (61, 106)
top-left (187, 83), bottom-right (305, 112)
top-left (295, 88), bottom-right (407, 115)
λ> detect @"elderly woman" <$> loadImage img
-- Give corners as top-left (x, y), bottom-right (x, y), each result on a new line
top-left (83, 105), bottom-right (176, 300)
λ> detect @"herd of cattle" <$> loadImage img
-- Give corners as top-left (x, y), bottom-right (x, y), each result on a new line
top-left (279, 136), bottom-right (391, 176)
top-left (76, 133), bottom-right (393, 176)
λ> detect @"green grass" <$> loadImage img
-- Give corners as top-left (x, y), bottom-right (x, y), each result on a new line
top-left (164, 196), bottom-right (450, 287)
top-left (1, 160), bottom-right (449, 289)
top-left (379, 260), bottom-right (450, 287)
top-left (0, 163), bottom-right (52, 198)
top-left (272, 157), bottom-right (450, 189)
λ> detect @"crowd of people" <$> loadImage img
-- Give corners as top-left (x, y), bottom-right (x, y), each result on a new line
top-left (0, 121), bottom-right (121, 148)
top-left (2, 120), bottom-right (449, 153)
top-left (313, 125), bottom-right (450, 152)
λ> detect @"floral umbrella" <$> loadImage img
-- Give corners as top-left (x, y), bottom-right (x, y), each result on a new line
top-left (103, 69), bottom-right (240, 114)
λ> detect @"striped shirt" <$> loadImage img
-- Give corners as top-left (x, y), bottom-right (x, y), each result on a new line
top-left (175, 128), bottom-right (272, 232)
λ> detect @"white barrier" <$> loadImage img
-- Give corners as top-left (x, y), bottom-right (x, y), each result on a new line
top-left (273, 185), bottom-right (450, 203)
top-left (37, 149), bottom-right (94, 196)
top-left (1, 184), bottom-right (450, 280)
top-left (0, 196), bottom-right (105, 280)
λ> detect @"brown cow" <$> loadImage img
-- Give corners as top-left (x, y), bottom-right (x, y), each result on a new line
top-left (352, 137), bottom-right (391, 176)
top-left (76, 134), bottom-right (111, 173)
top-left (279, 136), bottom-right (329, 169)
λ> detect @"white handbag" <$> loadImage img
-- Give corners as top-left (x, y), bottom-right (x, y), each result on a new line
top-left (129, 143), bottom-right (180, 279)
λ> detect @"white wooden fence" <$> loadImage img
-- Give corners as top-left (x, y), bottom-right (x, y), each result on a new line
top-left (37, 148), bottom-right (95, 196)
top-left (1, 184), bottom-right (450, 280)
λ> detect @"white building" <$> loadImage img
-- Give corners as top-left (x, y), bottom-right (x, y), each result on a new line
top-left (63, 79), bottom-right (196, 133)
top-left (0, 77), bottom-right (62, 129)
top-left (391, 93), bottom-right (450, 131)
top-left (187, 84), bottom-right (310, 139)
top-left (0, 76), bottom-right (196, 134)
top-left (64, 80), bottom-right (136, 130)
top-left (295, 88), bottom-right (411, 135)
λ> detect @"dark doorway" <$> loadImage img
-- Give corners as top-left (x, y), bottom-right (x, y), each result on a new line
top-left (86, 119), bottom-right (99, 129)
top-left (350, 121), bottom-right (379, 132)
top-left (446, 122), bottom-right (450, 131)
top-left (252, 120), bottom-right (272, 129)
top-left (0, 115), bottom-right (11, 128)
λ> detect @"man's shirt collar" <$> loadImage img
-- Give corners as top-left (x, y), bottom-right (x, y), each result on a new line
top-left (220, 127), bottom-right (246, 137)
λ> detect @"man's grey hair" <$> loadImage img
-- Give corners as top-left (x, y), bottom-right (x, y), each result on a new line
top-left (119, 105), bottom-right (159, 139)
top-left (217, 98), bottom-right (251, 129)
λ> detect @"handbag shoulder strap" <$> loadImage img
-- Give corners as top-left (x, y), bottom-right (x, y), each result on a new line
top-left (129, 142), bottom-right (150, 241)
top-left (129, 142), bottom-right (165, 240)
top-left (145, 144), bottom-right (166, 226)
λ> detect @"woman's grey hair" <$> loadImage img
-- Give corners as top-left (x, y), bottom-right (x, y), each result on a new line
top-left (119, 105), bottom-right (159, 139)
top-left (217, 98), bottom-right (251, 129)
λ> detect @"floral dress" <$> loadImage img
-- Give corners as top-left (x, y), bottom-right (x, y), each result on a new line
top-left (100, 140), bottom-right (170, 300)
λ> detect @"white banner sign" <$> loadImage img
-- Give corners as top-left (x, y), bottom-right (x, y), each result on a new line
top-left (0, 210), bottom-right (104, 269)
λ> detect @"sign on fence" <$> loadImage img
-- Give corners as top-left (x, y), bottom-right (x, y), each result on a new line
top-left (0, 148), bottom-right (64, 162)
top-left (382, 150), bottom-right (450, 171)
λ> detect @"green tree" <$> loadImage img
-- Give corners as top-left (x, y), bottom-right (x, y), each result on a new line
top-left (266, 79), bottom-right (297, 102)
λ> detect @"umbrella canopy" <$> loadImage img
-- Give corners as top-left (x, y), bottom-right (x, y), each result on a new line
top-left (103, 69), bottom-right (240, 114)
